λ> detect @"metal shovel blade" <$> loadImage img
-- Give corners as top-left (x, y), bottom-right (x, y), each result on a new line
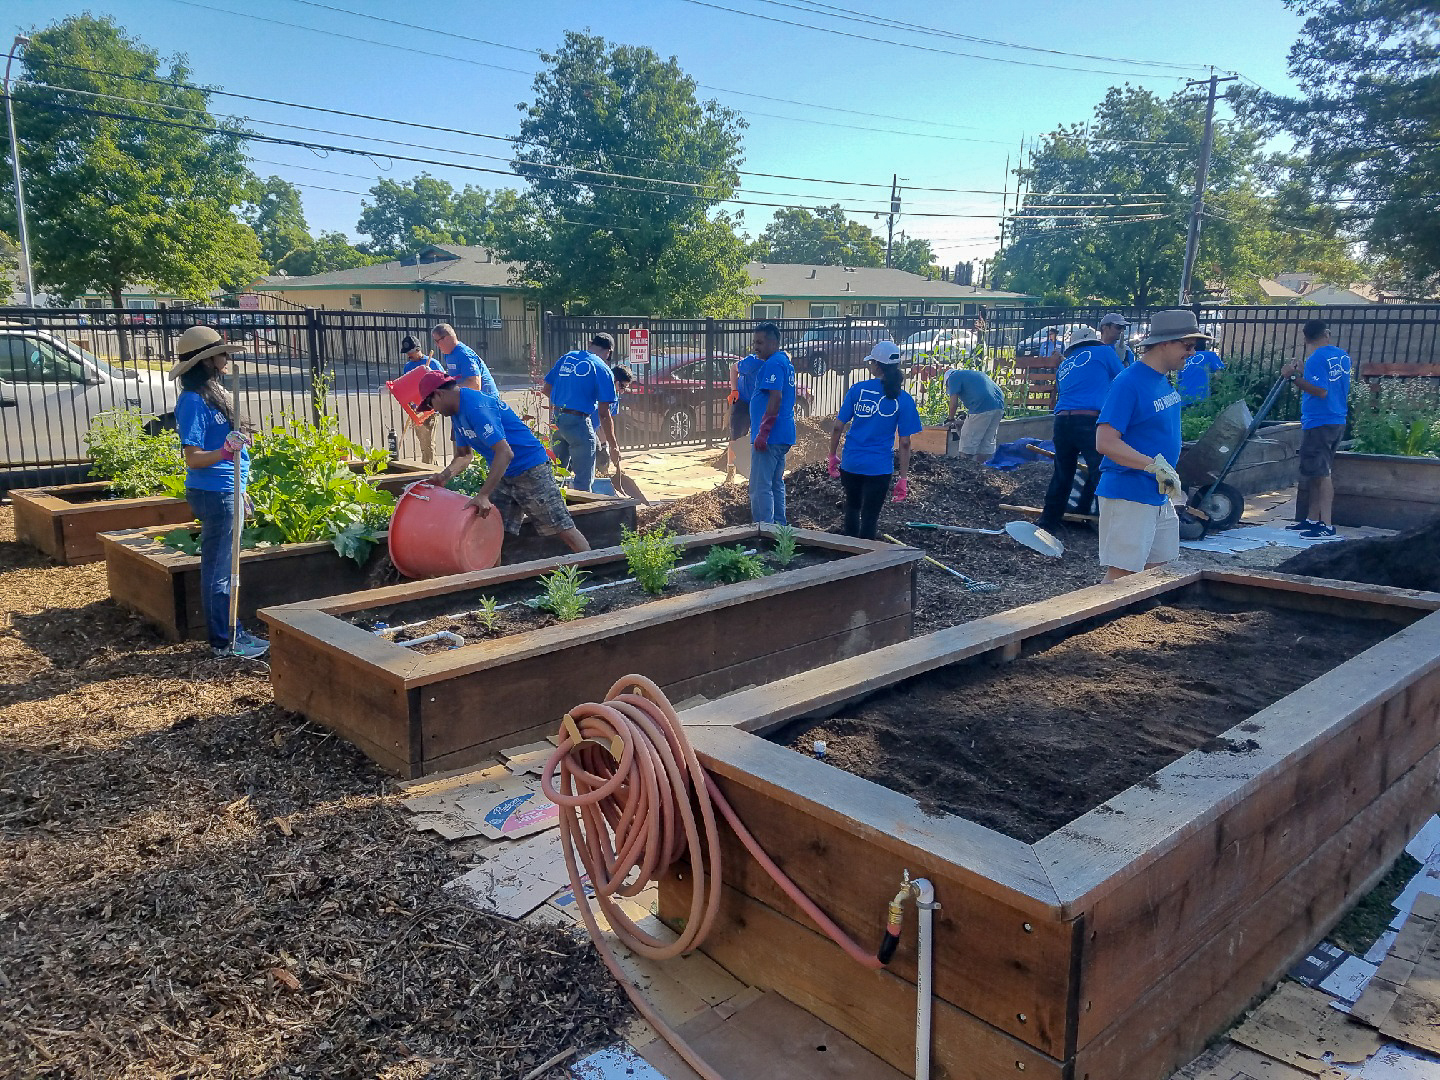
top-left (613, 470), bottom-right (650, 505)
top-left (1005, 520), bottom-right (1064, 558)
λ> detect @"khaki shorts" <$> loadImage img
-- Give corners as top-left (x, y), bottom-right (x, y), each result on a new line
top-left (956, 408), bottom-right (1003, 456)
top-left (495, 461), bottom-right (575, 537)
top-left (1299, 423), bottom-right (1344, 478)
top-left (1098, 497), bottom-right (1180, 573)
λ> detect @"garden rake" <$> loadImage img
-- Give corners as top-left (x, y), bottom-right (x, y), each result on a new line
top-left (881, 533), bottom-right (1002, 593)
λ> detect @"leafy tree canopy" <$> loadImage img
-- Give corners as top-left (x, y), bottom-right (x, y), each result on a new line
top-left (357, 174), bottom-right (505, 257)
top-left (496, 31), bottom-right (752, 316)
top-left (890, 231), bottom-right (940, 278)
top-left (2, 14), bottom-right (262, 315)
top-left (752, 205), bottom-right (884, 267)
top-left (242, 175), bottom-right (311, 270)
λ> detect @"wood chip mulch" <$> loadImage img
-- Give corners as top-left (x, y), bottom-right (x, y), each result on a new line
top-left (0, 508), bottom-right (628, 1079)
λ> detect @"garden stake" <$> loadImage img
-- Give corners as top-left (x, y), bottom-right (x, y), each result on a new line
top-left (227, 418), bottom-right (243, 650)
top-left (881, 533), bottom-right (1002, 593)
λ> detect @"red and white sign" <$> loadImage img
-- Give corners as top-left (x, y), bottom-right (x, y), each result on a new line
top-left (236, 292), bottom-right (260, 310)
top-left (628, 327), bottom-right (649, 367)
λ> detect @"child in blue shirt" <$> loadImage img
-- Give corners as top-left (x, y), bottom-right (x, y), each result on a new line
top-left (828, 342), bottom-right (921, 539)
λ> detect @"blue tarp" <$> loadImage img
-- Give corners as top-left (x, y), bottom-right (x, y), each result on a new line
top-left (985, 437), bottom-right (1054, 470)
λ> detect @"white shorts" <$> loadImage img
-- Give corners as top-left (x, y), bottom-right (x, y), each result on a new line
top-left (956, 408), bottom-right (1003, 457)
top-left (1098, 497), bottom-right (1180, 573)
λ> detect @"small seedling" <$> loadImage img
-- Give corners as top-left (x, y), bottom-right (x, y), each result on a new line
top-left (475, 596), bottom-right (500, 633)
top-left (771, 525), bottom-right (798, 567)
top-left (534, 565), bottom-right (590, 620)
top-left (621, 525), bottom-right (681, 595)
top-left (695, 544), bottom-right (768, 584)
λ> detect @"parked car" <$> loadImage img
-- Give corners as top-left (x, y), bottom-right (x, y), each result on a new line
top-left (618, 351), bottom-right (812, 443)
top-left (793, 322), bottom-right (891, 377)
top-left (0, 322), bottom-right (180, 465)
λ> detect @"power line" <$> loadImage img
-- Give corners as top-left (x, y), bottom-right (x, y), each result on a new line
top-left (677, 0), bottom-right (1196, 78)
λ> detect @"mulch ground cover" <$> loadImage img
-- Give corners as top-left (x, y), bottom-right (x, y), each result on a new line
top-left (641, 454), bottom-right (1103, 634)
top-left (771, 596), bottom-right (1398, 843)
top-left (0, 509), bottom-right (627, 1079)
top-left (1278, 517), bottom-right (1440, 592)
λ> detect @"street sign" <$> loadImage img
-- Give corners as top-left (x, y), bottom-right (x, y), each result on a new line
top-left (628, 327), bottom-right (649, 367)
top-left (236, 292), bottom-right (260, 310)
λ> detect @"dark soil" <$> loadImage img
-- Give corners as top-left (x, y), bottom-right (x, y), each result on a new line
top-left (704, 414), bottom-right (838, 471)
top-left (641, 454), bottom-right (1103, 634)
top-left (0, 507), bottom-right (629, 1078)
top-left (772, 596), bottom-right (1397, 842)
top-left (379, 546), bottom-right (839, 651)
top-left (1278, 517), bottom-right (1440, 592)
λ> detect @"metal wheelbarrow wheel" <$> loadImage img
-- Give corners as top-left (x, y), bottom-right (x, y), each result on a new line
top-left (1188, 481), bottom-right (1244, 531)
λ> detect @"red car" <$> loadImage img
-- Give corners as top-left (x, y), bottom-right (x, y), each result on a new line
top-left (618, 351), bottom-right (813, 444)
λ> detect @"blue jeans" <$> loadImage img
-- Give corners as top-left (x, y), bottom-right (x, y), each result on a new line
top-left (187, 487), bottom-right (236, 649)
top-left (552, 411), bottom-right (596, 493)
top-left (749, 443), bottom-right (792, 525)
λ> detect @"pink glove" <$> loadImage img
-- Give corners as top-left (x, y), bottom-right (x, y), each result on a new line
top-left (827, 454), bottom-right (840, 479)
top-left (754, 415), bottom-right (776, 452)
top-left (218, 431), bottom-right (250, 461)
top-left (892, 476), bottom-right (909, 502)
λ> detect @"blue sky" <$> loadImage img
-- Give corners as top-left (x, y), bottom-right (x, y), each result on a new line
top-left (11, 0), bottom-right (1306, 268)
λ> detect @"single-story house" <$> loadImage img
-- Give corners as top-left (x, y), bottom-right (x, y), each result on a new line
top-left (745, 261), bottom-right (1037, 321)
top-left (1272, 272), bottom-right (1382, 306)
top-left (68, 285), bottom-right (211, 309)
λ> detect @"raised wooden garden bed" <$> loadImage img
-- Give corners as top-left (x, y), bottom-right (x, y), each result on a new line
top-left (1330, 452), bottom-right (1440, 530)
top-left (659, 569), bottom-right (1440, 1080)
top-left (101, 489), bottom-right (638, 642)
top-left (11, 461), bottom-right (432, 566)
top-left (258, 525), bottom-right (922, 778)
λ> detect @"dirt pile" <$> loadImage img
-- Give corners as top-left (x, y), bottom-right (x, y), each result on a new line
top-left (773, 597), bottom-right (1398, 842)
top-left (1278, 518), bottom-right (1440, 592)
top-left (704, 414), bottom-right (837, 471)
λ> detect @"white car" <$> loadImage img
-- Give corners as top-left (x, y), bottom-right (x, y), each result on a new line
top-left (0, 322), bottom-right (179, 465)
top-left (900, 327), bottom-right (978, 362)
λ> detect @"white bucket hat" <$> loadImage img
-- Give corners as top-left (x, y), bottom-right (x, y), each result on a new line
top-left (1063, 326), bottom-right (1102, 354)
top-left (168, 325), bottom-right (238, 380)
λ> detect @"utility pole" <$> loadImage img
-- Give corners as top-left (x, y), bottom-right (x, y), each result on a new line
top-left (995, 153), bottom-right (1011, 270)
top-left (885, 174), bottom-right (899, 267)
top-left (4, 35), bottom-right (33, 306)
top-left (1177, 72), bottom-right (1238, 306)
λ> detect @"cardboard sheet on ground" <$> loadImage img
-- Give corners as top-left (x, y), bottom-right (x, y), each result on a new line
top-left (1334, 1044), bottom-right (1440, 1078)
top-left (1175, 1042), bottom-right (1347, 1079)
top-left (1351, 894), bottom-right (1440, 1056)
top-left (1232, 982), bottom-right (1384, 1071)
top-left (455, 786), bottom-right (560, 840)
top-left (1180, 531), bottom-right (1275, 554)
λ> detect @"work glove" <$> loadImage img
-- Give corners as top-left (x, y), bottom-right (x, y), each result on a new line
top-left (827, 454), bottom-right (840, 479)
top-left (727, 389), bottom-right (739, 406)
top-left (1145, 455), bottom-right (1183, 499)
top-left (754, 416), bottom-right (776, 452)
top-left (219, 431), bottom-right (252, 461)
top-left (891, 476), bottom-right (909, 502)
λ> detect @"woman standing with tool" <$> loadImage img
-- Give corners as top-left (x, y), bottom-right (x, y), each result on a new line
top-left (827, 341), bottom-right (922, 539)
top-left (170, 326), bottom-right (268, 659)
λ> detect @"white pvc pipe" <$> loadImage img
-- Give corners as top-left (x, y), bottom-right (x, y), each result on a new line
top-left (912, 878), bottom-right (937, 1080)
top-left (394, 630), bottom-right (465, 649)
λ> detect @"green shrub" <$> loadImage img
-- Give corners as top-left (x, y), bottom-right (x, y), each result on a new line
top-left (621, 525), bottom-right (681, 595)
top-left (694, 544), bottom-right (767, 584)
top-left (84, 409), bottom-right (186, 499)
top-left (533, 565), bottom-right (589, 620)
top-left (446, 461), bottom-right (489, 496)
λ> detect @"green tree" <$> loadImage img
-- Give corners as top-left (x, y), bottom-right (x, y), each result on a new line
top-left (242, 175), bottom-right (312, 269)
top-left (994, 86), bottom-right (1349, 305)
top-left (890, 231), bottom-right (940, 277)
top-left (275, 231), bottom-right (382, 277)
top-left (1243, 0), bottom-right (1440, 292)
top-left (753, 205), bottom-right (884, 266)
top-left (1, 15), bottom-right (261, 349)
top-left (498, 31), bottom-right (752, 316)
top-left (357, 174), bottom-right (459, 256)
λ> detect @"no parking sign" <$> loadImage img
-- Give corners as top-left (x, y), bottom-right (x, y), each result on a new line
top-left (628, 327), bottom-right (649, 368)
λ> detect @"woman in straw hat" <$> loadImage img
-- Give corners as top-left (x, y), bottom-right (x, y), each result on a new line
top-left (169, 326), bottom-right (268, 659)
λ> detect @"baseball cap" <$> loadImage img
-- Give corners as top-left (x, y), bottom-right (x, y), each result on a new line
top-left (864, 341), bottom-right (902, 365)
top-left (401, 334), bottom-right (421, 355)
top-left (1098, 313), bottom-right (1129, 328)
top-left (416, 370), bottom-right (457, 407)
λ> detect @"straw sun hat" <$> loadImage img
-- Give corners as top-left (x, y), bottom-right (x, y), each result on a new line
top-left (167, 325), bottom-right (239, 380)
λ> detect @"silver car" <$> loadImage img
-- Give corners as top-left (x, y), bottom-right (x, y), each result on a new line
top-left (0, 322), bottom-right (179, 465)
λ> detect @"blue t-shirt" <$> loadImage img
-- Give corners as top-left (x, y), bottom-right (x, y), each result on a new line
top-left (1177, 350), bottom-right (1225, 402)
top-left (943, 368), bottom-right (1004, 413)
top-left (441, 341), bottom-right (500, 397)
top-left (837, 379), bottom-right (922, 476)
top-left (403, 355), bottom-right (444, 376)
top-left (1055, 343), bottom-right (1124, 413)
top-left (451, 387), bottom-right (549, 478)
top-left (545, 350), bottom-right (617, 415)
top-left (176, 390), bottom-right (249, 493)
top-left (1039, 339), bottom-right (1062, 358)
top-left (735, 354), bottom-right (762, 401)
top-left (1097, 363), bottom-right (1183, 506)
top-left (749, 350), bottom-right (797, 445)
top-left (1301, 345), bottom-right (1351, 429)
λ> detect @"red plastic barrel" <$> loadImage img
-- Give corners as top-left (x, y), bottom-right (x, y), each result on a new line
top-left (386, 365), bottom-right (437, 425)
top-left (388, 482), bottom-right (504, 579)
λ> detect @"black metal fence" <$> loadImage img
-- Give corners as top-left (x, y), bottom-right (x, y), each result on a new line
top-left (2, 302), bottom-right (1437, 489)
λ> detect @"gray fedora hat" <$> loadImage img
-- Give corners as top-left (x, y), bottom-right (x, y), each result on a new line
top-left (1138, 309), bottom-right (1208, 347)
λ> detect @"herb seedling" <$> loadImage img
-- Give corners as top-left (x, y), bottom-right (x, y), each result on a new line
top-left (476, 596), bottom-right (500, 633)
top-left (695, 544), bottom-right (768, 584)
top-left (534, 565), bottom-right (590, 620)
top-left (771, 525), bottom-right (798, 567)
top-left (621, 526), bottom-right (681, 595)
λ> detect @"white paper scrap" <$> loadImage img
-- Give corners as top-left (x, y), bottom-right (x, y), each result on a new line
top-left (570, 1043), bottom-right (669, 1080)
top-left (1405, 816), bottom-right (1440, 862)
top-left (1320, 955), bottom-right (1379, 1004)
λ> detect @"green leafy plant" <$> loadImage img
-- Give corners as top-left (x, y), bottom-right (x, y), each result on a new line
top-left (533, 565), bottom-right (590, 620)
top-left (475, 596), bottom-right (500, 633)
top-left (771, 525), bottom-right (798, 567)
top-left (694, 544), bottom-right (767, 584)
top-left (621, 525), bottom-right (681, 595)
top-left (84, 409), bottom-right (187, 499)
top-left (158, 526), bottom-right (202, 556)
top-left (916, 375), bottom-right (949, 427)
top-left (1353, 408), bottom-right (1440, 457)
top-left (446, 461), bottom-right (489, 496)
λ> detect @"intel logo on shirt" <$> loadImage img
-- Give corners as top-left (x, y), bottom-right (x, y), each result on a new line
top-left (1328, 357), bottom-right (1350, 381)
top-left (459, 426), bottom-right (477, 439)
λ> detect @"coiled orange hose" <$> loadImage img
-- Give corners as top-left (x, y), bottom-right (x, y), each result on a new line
top-left (541, 675), bottom-right (884, 1080)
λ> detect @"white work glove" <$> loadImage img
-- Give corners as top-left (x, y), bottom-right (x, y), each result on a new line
top-left (1145, 455), bottom-right (1183, 499)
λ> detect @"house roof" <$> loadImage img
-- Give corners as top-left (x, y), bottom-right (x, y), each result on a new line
top-left (255, 244), bottom-right (523, 290)
top-left (1257, 277), bottom-right (1301, 300)
top-left (746, 262), bottom-right (1033, 301)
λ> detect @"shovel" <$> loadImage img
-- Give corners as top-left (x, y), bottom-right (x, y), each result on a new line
top-left (881, 534), bottom-right (1001, 593)
top-left (612, 467), bottom-right (649, 505)
top-left (905, 520), bottom-right (1064, 558)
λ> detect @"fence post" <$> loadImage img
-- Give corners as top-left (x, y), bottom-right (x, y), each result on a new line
top-left (306, 308), bottom-right (325, 425)
top-left (704, 316), bottom-right (716, 450)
